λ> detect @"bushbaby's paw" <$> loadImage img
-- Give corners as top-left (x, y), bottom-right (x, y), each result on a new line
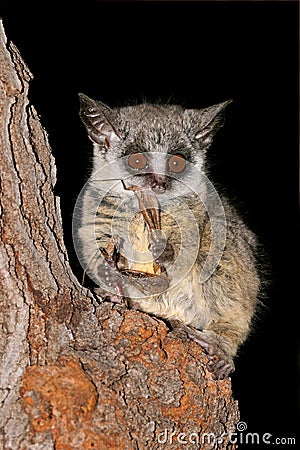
top-left (187, 328), bottom-right (235, 380)
top-left (168, 320), bottom-right (235, 380)
top-left (98, 261), bottom-right (121, 288)
top-left (205, 348), bottom-right (235, 380)
top-left (97, 261), bottom-right (125, 297)
top-left (93, 287), bottom-right (124, 304)
top-left (206, 357), bottom-right (234, 380)
top-left (150, 237), bottom-right (174, 266)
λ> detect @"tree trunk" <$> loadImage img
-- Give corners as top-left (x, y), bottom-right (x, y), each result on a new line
top-left (0, 21), bottom-right (239, 450)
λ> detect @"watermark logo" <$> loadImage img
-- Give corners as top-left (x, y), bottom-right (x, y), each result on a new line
top-left (236, 421), bottom-right (248, 432)
top-left (156, 421), bottom-right (296, 446)
top-left (72, 153), bottom-right (227, 296)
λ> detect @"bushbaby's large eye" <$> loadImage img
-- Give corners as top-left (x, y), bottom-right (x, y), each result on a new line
top-left (128, 153), bottom-right (147, 170)
top-left (168, 154), bottom-right (186, 173)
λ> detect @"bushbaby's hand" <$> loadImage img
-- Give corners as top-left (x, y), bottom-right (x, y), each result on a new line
top-left (150, 231), bottom-right (174, 267)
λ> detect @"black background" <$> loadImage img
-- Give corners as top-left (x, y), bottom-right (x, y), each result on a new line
top-left (1, 1), bottom-right (298, 447)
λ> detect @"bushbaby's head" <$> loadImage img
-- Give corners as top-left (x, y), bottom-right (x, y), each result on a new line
top-left (79, 94), bottom-right (231, 195)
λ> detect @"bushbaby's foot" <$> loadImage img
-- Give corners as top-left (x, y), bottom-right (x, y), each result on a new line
top-left (168, 319), bottom-right (235, 380)
top-left (203, 342), bottom-right (235, 381)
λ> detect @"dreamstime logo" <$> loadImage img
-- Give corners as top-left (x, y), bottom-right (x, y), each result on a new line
top-left (236, 421), bottom-right (248, 432)
top-left (156, 421), bottom-right (296, 446)
top-left (72, 153), bottom-right (227, 297)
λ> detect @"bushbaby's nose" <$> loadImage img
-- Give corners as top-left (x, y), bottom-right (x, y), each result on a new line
top-left (150, 175), bottom-right (167, 193)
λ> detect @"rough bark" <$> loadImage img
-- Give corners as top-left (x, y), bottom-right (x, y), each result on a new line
top-left (0, 21), bottom-right (239, 450)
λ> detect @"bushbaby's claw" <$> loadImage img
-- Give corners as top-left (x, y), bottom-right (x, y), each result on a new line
top-left (207, 357), bottom-right (235, 380)
top-left (194, 334), bottom-right (235, 379)
top-left (187, 328), bottom-right (235, 379)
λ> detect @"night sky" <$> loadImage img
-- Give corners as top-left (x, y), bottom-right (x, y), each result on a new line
top-left (1, 1), bottom-right (298, 446)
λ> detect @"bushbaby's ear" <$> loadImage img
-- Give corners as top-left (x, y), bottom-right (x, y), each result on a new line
top-left (184, 100), bottom-right (232, 150)
top-left (78, 93), bottom-right (120, 149)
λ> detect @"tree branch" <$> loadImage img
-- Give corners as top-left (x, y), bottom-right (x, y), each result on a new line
top-left (0, 20), bottom-right (239, 449)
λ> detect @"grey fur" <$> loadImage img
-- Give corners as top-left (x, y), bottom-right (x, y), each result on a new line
top-left (76, 94), bottom-right (261, 379)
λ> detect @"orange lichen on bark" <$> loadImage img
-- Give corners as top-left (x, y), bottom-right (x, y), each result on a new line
top-left (19, 306), bottom-right (238, 449)
top-left (113, 309), bottom-right (169, 367)
top-left (111, 309), bottom-right (237, 443)
top-left (20, 356), bottom-right (101, 449)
